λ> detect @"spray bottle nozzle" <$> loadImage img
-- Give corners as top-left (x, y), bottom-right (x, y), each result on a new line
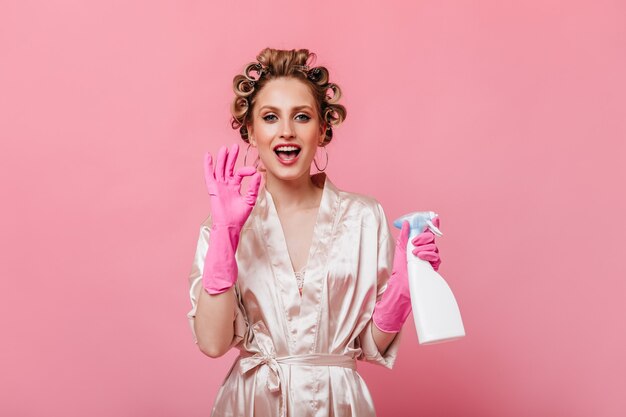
top-left (393, 211), bottom-right (443, 238)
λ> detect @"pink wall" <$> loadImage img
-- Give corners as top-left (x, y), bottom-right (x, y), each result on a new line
top-left (2, 1), bottom-right (624, 416)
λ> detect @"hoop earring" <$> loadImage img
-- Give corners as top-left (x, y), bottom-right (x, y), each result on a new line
top-left (313, 146), bottom-right (328, 172)
top-left (244, 143), bottom-right (260, 168)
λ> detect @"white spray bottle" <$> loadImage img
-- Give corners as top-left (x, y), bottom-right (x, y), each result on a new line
top-left (393, 211), bottom-right (466, 345)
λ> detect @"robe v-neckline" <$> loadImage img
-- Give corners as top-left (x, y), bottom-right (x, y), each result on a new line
top-left (272, 199), bottom-right (320, 281)
top-left (254, 172), bottom-right (340, 352)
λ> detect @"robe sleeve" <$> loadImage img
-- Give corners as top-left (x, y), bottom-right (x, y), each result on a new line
top-left (186, 215), bottom-right (249, 350)
top-left (356, 202), bottom-right (404, 369)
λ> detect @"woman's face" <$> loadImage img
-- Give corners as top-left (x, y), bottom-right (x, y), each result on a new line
top-left (247, 77), bottom-right (326, 182)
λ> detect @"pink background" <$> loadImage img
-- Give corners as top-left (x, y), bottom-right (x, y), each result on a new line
top-left (1, 1), bottom-right (624, 416)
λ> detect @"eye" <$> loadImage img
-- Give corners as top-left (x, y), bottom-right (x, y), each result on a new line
top-left (296, 114), bottom-right (311, 121)
top-left (262, 114), bottom-right (277, 122)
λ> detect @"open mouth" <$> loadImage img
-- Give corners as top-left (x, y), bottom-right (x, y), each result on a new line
top-left (273, 144), bottom-right (302, 162)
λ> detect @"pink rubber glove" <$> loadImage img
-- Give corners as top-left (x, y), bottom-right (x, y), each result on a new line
top-left (372, 217), bottom-right (442, 333)
top-left (202, 143), bottom-right (262, 295)
top-left (411, 216), bottom-right (441, 272)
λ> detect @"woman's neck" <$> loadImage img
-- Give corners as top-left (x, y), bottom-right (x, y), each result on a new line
top-left (264, 171), bottom-right (323, 211)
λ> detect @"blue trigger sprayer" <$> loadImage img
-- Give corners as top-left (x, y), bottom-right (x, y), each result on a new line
top-left (393, 211), bottom-right (466, 344)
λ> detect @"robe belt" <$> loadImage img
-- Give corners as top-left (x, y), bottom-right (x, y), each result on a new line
top-left (238, 352), bottom-right (357, 417)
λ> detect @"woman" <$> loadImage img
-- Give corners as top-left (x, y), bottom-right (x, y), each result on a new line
top-left (187, 48), bottom-right (442, 417)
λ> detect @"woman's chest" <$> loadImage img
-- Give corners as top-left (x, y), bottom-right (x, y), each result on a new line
top-left (278, 206), bottom-right (318, 273)
top-left (235, 207), bottom-right (380, 303)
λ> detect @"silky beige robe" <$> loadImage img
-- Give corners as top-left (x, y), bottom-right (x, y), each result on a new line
top-left (187, 172), bottom-right (403, 417)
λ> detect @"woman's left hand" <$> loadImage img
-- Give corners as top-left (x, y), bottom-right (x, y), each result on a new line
top-left (371, 217), bottom-right (443, 333)
top-left (410, 216), bottom-right (442, 271)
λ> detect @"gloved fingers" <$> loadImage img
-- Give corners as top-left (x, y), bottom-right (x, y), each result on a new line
top-left (417, 251), bottom-right (441, 271)
top-left (225, 143), bottom-right (239, 179)
top-left (233, 166), bottom-right (258, 184)
top-left (396, 220), bottom-right (410, 251)
top-left (411, 243), bottom-right (438, 255)
top-left (411, 231), bottom-right (435, 246)
top-left (415, 250), bottom-right (440, 263)
top-left (432, 258), bottom-right (442, 271)
top-left (203, 152), bottom-right (217, 192)
top-left (215, 145), bottom-right (228, 182)
top-left (243, 172), bottom-right (262, 206)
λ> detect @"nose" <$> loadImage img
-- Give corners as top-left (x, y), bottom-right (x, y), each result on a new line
top-left (279, 120), bottom-right (296, 139)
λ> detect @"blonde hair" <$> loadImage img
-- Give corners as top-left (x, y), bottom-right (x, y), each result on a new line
top-left (230, 47), bottom-right (347, 146)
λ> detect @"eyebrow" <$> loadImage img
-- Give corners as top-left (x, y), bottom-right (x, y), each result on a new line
top-left (258, 105), bottom-right (314, 112)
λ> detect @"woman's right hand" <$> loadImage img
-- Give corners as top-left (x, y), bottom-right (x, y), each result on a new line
top-left (204, 143), bottom-right (262, 229)
top-left (201, 143), bottom-right (262, 295)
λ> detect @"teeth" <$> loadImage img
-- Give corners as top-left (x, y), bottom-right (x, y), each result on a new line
top-left (275, 145), bottom-right (300, 152)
